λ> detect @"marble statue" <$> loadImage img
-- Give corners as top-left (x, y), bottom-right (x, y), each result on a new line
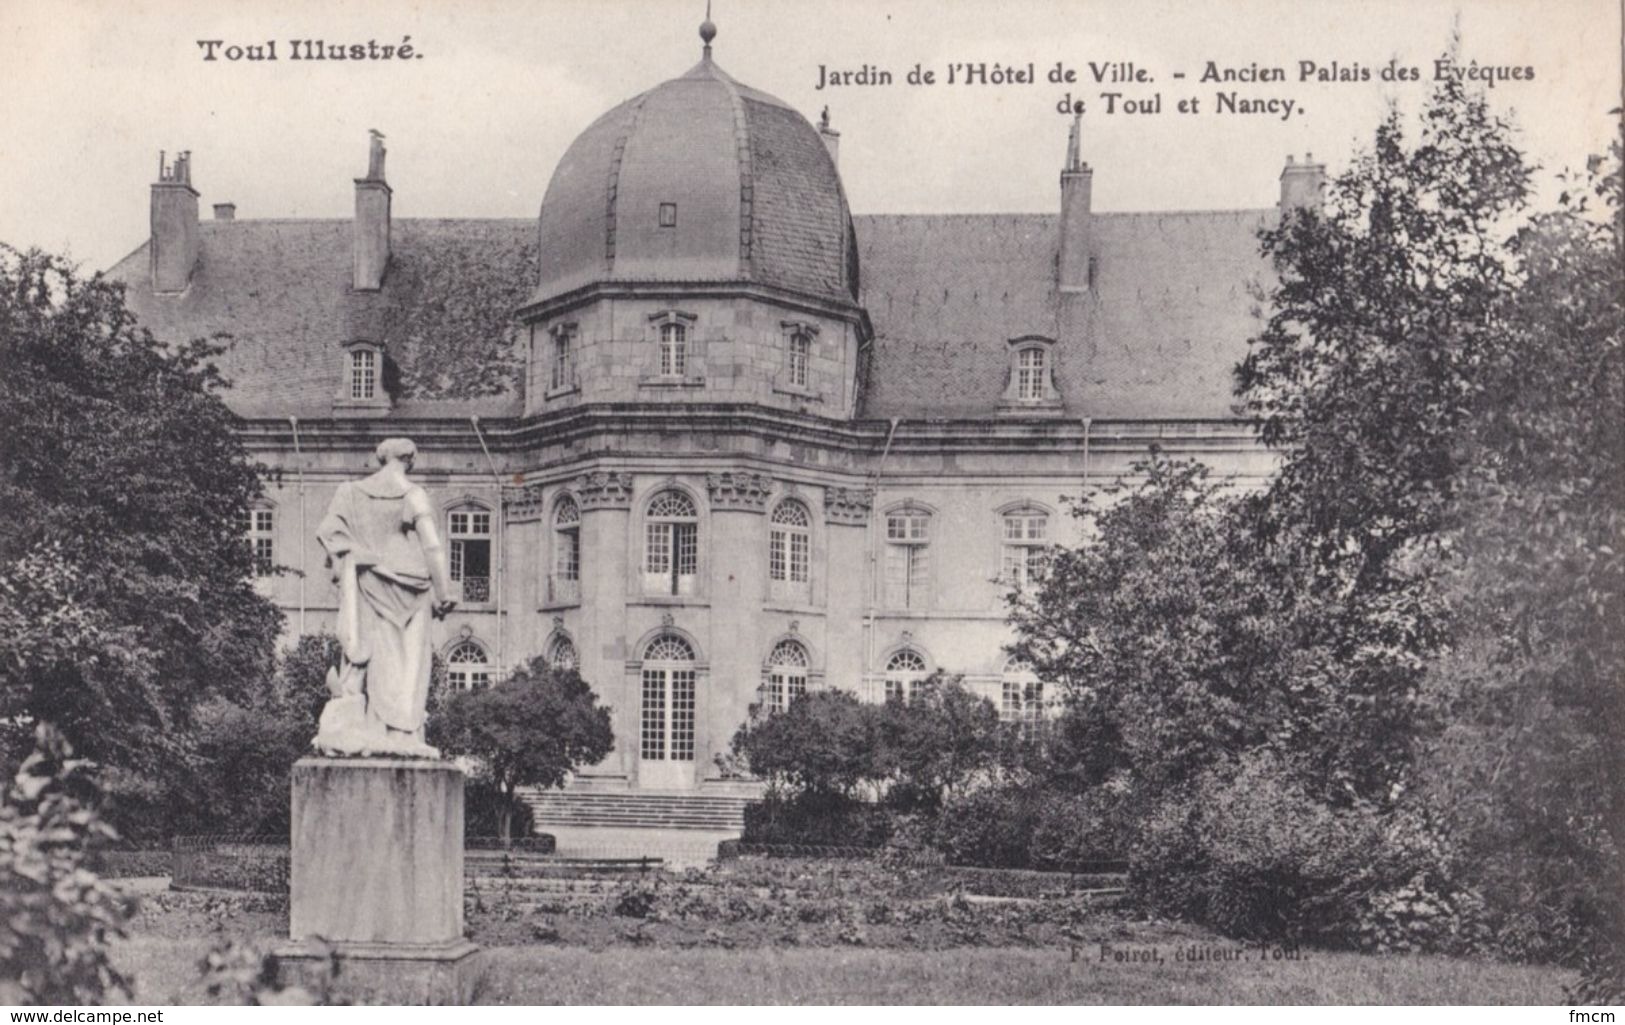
top-left (313, 438), bottom-right (455, 757)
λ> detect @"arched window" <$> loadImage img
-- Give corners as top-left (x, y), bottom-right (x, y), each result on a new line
top-left (548, 635), bottom-right (579, 672)
top-left (1002, 506), bottom-right (1050, 589)
top-left (644, 490), bottom-right (698, 596)
top-left (763, 639), bottom-right (810, 713)
top-left (769, 499), bottom-right (811, 601)
top-left (245, 505), bottom-right (274, 575)
top-left (1016, 347), bottom-right (1046, 401)
top-left (1001, 658), bottom-right (1045, 739)
top-left (349, 348), bottom-right (376, 400)
top-left (551, 496), bottom-right (580, 604)
top-left (788, 331), bottom-right (811, 389)
top-left (448, 505), bottom-right (492, 603)
top-left (641, 635), bottom-right (696, 763)
top-left (884, 648), bottom-right (928, 703)
top-left (883, 507), bottom-right (931, 609)
top-left (446, 640), bottom-right (492, 692)
top-left (659, 322), bottom-right (687, 378)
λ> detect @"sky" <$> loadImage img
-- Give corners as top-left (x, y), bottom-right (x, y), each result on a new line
top-left (1, 0), bottom-right (1618, 272)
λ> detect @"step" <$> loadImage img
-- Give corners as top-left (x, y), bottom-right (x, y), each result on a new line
top-left (520, 789), bottom-right (750, 832)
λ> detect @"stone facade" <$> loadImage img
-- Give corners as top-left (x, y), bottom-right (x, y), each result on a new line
top-left (108, 24), bottom-right (1312, 795)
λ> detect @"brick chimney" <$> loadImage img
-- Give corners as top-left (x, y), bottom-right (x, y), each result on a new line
top-left (213, 202), bottom-right (236, 221)
top-left (817, 106), bottom-right (840, 167)
top-left (1058, 113), bottom-right (1093, 293)
top-left (353, 130), bottom-right (391, 291)
top-left (150, 150), bottom-right (199, 293)
top-left (1279, 153), bottom-right (1327, 214)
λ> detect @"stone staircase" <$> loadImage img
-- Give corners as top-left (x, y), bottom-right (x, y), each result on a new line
top-left (523, 789), bottom-right (750, 832)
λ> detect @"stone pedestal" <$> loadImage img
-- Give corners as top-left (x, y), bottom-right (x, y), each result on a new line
top-left (276, 757), bottom-right (480, 1004)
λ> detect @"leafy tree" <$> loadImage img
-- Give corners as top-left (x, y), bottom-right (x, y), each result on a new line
top-left (176, 634), bottom-right (336, 836)
top-left (0, 246), bottom-right (283, 837)
top-left (877, 672), bottom-right (1003, 810)
top-left (434, 659), bottom-right (613, 842)
top-left (728, 689), bottom-right (883, 797)
top-left (1416, 145), bottom-right (1625, 994)
top-left (0, 725), bottom-right (135, 1003)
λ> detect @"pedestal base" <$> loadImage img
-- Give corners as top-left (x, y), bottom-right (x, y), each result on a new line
top-left (275, 938), bottom-right (483, 1005)
top-left (281, 757), bottom-right (478, 1004)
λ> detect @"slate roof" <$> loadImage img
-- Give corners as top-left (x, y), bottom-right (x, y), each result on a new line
top-left (107, 219), bottom-right (534, 419)
top-left (107, 205), bottom-right (1274, 422)
top-left (533, 56), bottom-right (857, 307)
top-left (855, 209), bottom-right (1277, 420)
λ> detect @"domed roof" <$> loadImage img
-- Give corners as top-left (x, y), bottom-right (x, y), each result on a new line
top-left (533, 52), bottom-right (859, 307)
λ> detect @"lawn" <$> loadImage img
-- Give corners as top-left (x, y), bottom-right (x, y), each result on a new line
top-left (111, 935), bottom-right (1572, 1004)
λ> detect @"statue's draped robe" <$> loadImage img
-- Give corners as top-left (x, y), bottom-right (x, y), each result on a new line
top-left (317, 474), bottom-right (437, 735)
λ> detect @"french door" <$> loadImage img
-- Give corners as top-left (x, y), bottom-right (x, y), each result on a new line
top-left (639, 663), bottom-right (696, 788)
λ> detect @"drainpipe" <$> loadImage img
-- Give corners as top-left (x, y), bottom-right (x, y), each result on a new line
top-left (863, 417), bottom-right (901, 700)
top-left (1080, 416), bottom-right (1092, 486)
top-left (470, 416), bottom-right (505, 672)
top-left (288, 416), bottom-right (308, 636)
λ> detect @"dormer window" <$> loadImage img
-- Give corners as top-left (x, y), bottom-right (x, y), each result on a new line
top-left (1017, 347), bottom-right (1045, 401)
top-left (350, 348), bottom-right (376, 400)
top-left (338, 341), bottom-right (389, 409)
top-left (999, 336), bottom-right (1061, 414)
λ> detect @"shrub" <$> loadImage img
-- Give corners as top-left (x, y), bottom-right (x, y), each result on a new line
top-left (0, 725), bottom-right (135, 1003)
top-left (1028, 788), bottom-right (1130, 870)
top-left (730, 691), bottom-right (884, 797)
top-left (878, 674), bottom-right (1003, 812)
top-left (464, 779), bottom-right (536, 840)
top-left (932, 788), bottom-right (1036, 869)
top-left (1132, 752), bottom-right (1482, 953)
top-left (742, 791), bottom-right (895, 848)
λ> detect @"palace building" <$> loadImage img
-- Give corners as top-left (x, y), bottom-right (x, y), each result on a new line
top-left (108, 19), bottom-right (1313, 815)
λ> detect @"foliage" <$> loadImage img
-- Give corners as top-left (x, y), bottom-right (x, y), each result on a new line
top-left (729, 690), bottom-right (884, 797)
top-left (877, 673), bottom-right (1003, 811)
top-left (1008, 67), bottom-right (1622, 979)
top-left (932, 788), bottom-right (1036, 869)
top-left (741, 791), bottom-right (895, 848)
top-left (1132, 751), bottom-right (1483, 953)
top-left (0, 246), bottom-right (283, 837)
top-left (0, 725), bottom-right (135, 1003)
top-left (435, 659), bottom-right (613, 842)
top-left (465, 779), bottom-right (536, 840)
top-left (173, 634), bottom-right (336, 837)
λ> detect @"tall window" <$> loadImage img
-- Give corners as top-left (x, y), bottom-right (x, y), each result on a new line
top-left (884, 508), bottom-right (931, 609)
top-left (349, 349), bottom-right (376, 400)
top-left (245, 507), bottom-right (274, 575)
top-left (1002, 507), bottom-right (1050, 589)
top-left (763, 639), bottom-right (809, 714)
top-left (884, 649), bottom-right (928, 703)
top-left (769, 499), bottom-right (811, 601)
top-left (659, 322), bottom-right (687, 377)
top-left (1016, 347), bottom-right (1046, 401)
top-left (640, 635), bottom-right (696, 762)
top-left (1001, 658), bottom-right (1045, 739)
top-left (550, 326), bottom-right (575, 391)
top-left (644, 490), bottom-right (698, 596)
top-left (446, 640), bottom-right (491, 692)
top-left (449, 507), bottom-right (492, 603)
top-left (788, 331), bottom-right (811, 389)
top-left (548, 635), bottom-right (579, 672)
top-left (551, 497), bottom-right (580, 604)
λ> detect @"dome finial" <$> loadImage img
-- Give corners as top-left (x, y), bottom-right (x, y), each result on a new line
top-left (699, 1), bottom-right (717, 58)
